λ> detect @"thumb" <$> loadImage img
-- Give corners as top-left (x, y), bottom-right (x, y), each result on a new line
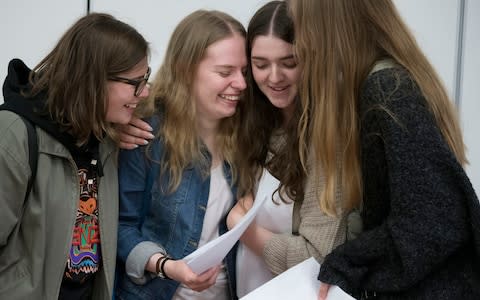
top-left (318, 282), bottom-right (331, 300)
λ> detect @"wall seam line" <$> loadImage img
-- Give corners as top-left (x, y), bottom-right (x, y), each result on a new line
top-left (454, 0), bottom-right (466, 109)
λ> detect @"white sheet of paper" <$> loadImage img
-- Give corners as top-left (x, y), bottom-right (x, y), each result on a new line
top-left (184, 170), bottom-right (280, 274)
top-left (240, 257), bottom-right (355, 300)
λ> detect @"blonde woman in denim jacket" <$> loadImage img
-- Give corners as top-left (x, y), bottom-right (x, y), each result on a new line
top-left (115, 10), bottom-right (247, 300)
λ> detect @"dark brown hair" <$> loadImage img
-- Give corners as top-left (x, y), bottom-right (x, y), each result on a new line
top-left (30, 13), bottom-right (149, 145)
top-left (237, 1), bottom-right (304, 203)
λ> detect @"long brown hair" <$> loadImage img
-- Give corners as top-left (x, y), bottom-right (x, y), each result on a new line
top-left (237, 1), bottom-right (305, 202)
top-left (30, 13), bottom-right (149, 145)
top-left (289, 0), bottom-right (467, 215)
top-left (145, 10), bottom-right (246, 192)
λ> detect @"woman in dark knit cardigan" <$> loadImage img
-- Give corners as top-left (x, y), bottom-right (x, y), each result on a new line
top-left (287, 0), bottom-right (480, 299)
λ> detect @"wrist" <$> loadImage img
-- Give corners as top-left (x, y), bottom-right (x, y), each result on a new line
top-left (155, 255), bottom-right (172, 280)
top-left (147, 253), bottom-right (163, 273)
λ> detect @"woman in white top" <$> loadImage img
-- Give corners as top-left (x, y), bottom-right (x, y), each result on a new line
top-left (227, 1), bottom-right (362, 297)
top-left (227, 1), bottom-right (300, 297)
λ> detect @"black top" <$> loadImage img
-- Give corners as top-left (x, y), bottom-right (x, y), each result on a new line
top-left (318, 67), bottom-right (480, 299)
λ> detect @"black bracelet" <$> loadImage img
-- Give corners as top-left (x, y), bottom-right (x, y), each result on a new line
top-left (155, 256), bottom-right (166, 275)
top-left (160, 257), bottom-right (172, 280)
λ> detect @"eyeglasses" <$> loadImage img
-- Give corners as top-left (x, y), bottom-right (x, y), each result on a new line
top-left (109, 67), bottom-right (151, 97)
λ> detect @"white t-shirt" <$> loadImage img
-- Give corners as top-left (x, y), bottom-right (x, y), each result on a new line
top-left (173, 165), bottom-right (233, 300)
top-left (236, 169), bottom-right (293, 297)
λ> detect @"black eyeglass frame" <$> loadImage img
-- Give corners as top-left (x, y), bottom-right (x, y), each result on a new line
top-left (109, 67), bottom-right (151, 96)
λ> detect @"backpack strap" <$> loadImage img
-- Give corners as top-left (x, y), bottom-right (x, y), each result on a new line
top-left (21, 117), bottom-right (38, 202)
top-left (0, 109), bottom-right (38, 202)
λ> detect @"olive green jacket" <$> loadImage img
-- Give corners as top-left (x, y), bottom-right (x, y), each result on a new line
top-left (0, 111), bottom-right (118, 300)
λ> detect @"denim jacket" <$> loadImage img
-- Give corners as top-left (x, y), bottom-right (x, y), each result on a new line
top-left (115, 118), bottom-right (238, 300)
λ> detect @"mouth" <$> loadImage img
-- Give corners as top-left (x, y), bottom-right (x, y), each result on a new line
top-left (124, 103), bottom-right (138, 109)
top-left (269, 85), bottom-right (289, 92)
top-left (219, 94), bottom-right (240, 101)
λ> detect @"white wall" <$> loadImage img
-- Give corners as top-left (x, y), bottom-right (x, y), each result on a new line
top-left (393, 0), bottom-right (460, 98)
top-left (1, 0), bottom-right (478, 192)
top-left (0, 0), bottom-right (85, 98)
top-left (90, 0), bottom-right (269, 77)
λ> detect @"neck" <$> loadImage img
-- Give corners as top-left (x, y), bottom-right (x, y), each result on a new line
top-left (197, 118), bottom-right (221, 168)
top-left (281, 105), bottom-right (295, 129)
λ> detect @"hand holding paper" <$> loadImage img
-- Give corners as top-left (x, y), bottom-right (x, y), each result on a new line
top-left (184, 170), bottom-right (280, 274)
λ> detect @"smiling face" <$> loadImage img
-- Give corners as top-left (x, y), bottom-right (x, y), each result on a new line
top-left (192, 34), bottom-right (247, 127)
top-left (251, 35), bottom-right (300, 120)
top-left (106, 57), bottom-right (150, 124)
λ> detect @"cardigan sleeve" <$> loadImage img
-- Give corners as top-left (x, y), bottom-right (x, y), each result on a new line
top-left (263, 150), bottom-right (351, 275)
top-left (263, 199), bottom-right (348, 275)
top-left (318, 68), bottom-right (476, 296)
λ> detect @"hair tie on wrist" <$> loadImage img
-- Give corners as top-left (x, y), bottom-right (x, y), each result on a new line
top-left (160, 257), bottom-right (172, 280)
top-left (155, 256), bottom-right (166, 275)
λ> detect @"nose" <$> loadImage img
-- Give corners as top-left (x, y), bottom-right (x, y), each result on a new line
top-left (138, 83), bottom-right (150, 98)
top-left (268, 65), bottom-right (283, 83)
top-left (231, 71), bottom-right (247, 90)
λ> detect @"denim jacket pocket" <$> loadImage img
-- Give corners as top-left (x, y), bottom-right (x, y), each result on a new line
top-left (144, 169), bottom-right (194, 247)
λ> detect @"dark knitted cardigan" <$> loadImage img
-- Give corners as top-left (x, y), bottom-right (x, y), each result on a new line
top-left (318, 66), bottom-right (480, 299)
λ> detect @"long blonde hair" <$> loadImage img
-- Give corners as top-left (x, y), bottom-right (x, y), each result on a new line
top-left (289, 0), bottom-right (467, 216)
top-left (145, 10), bottom-right (246, 192)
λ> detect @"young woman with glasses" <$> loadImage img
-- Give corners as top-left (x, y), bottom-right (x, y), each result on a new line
top-left (0, 13), bottom-right (149, 300)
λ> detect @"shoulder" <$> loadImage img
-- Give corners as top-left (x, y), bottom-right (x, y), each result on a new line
top-left (360, 66), bottom-right (422, 110)
top-left (0, 111), bottom-right (30, 170)
top-left (0, 110), bottom-right (28, 145)
top-left (0, 110), bottom-right (24, 128)
top-left (359, 66), bottom-right (432, 130)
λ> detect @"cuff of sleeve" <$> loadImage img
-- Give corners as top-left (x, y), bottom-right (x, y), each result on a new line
top-left (125, 241), bottom-right (166, 284)
top-left (318, 255), bottom-right (357, 299)
top-left (263, 233), bottom-right (289, 275)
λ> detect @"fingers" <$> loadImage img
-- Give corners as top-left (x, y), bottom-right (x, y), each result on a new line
top-left (118, 130), bottom-right (149, 146)
top-left (123, 123), bottom-right (155, 140)
top-left (118, 141), bottom-right (141, 150)
top-left (237, 192), bottom-right (254, 211)
top-left (242, 193), bottom-right (254, 209)
top-left (116, 122), bottom-right (155, 149)
top-left (227, 203), bottom-right (246, 229)
top-left (166, 261), bottom-right (220, 292)
top-left (129, 116), bottom-right (153, 132)
top-left (318, 282), bottom-right (331, 300)
top-left (188, 266), bottom-right (220, 292)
